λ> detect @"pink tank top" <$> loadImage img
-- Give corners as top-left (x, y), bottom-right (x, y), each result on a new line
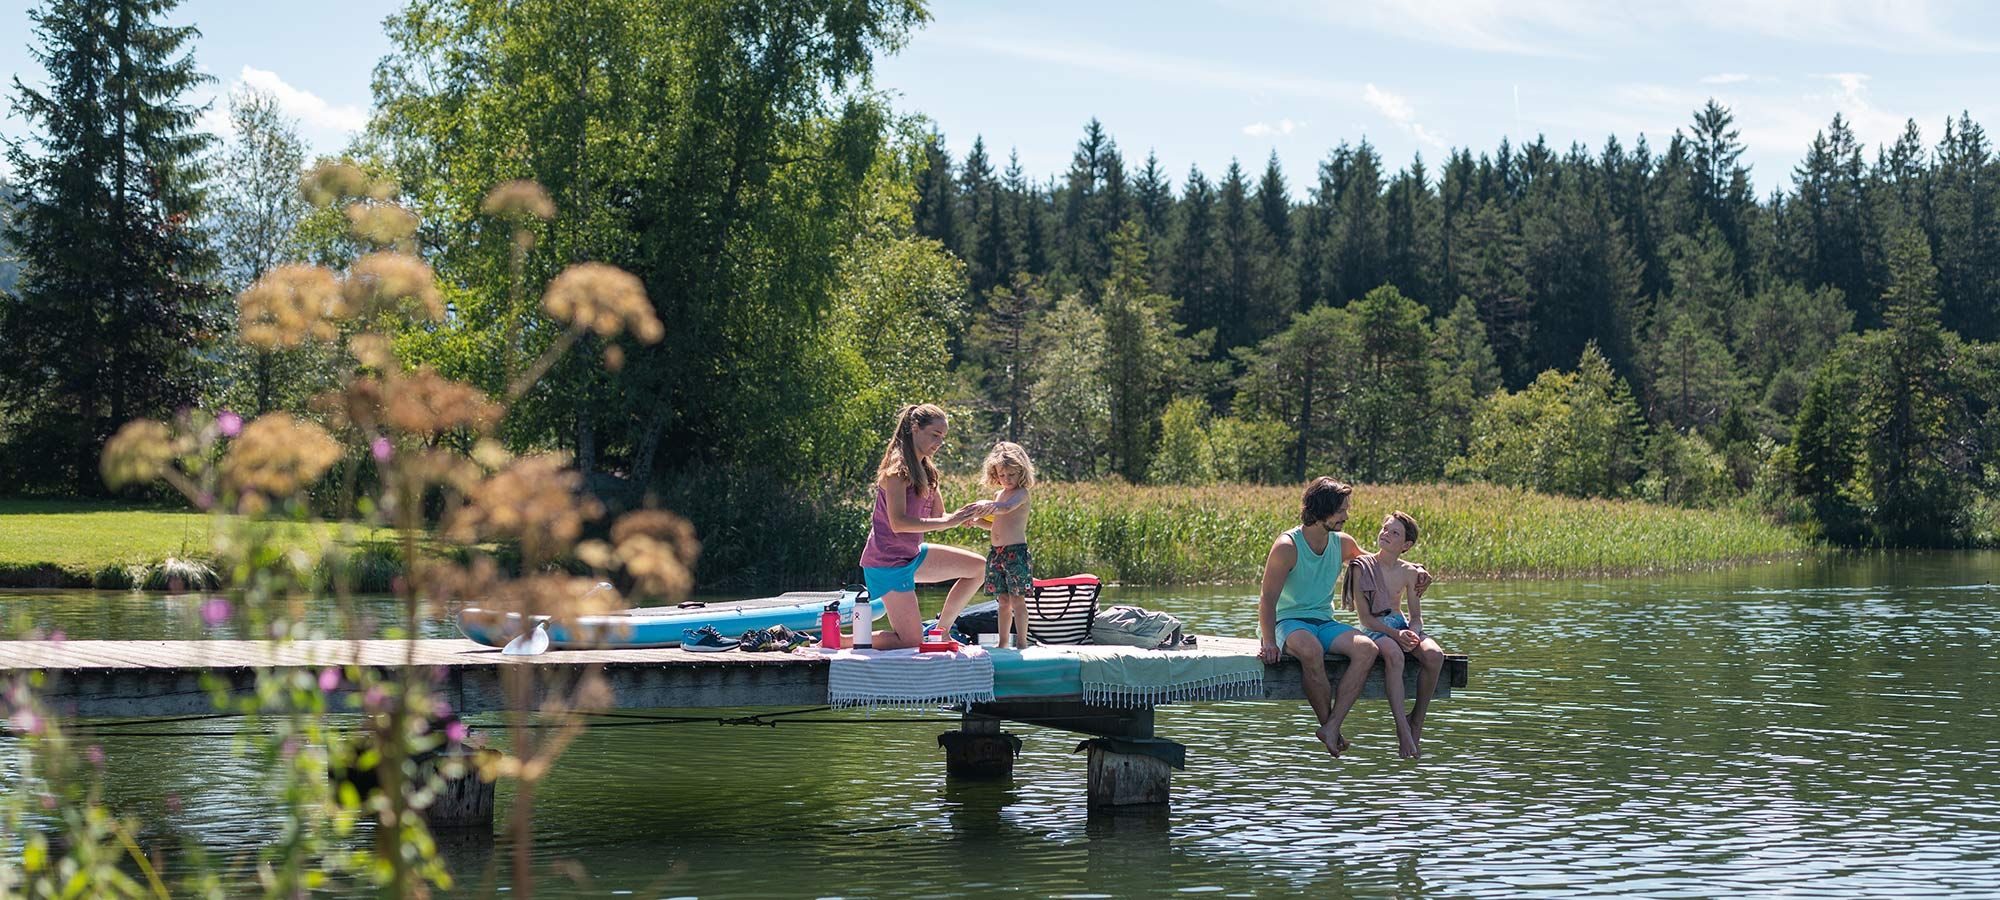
top-left (859, 483), bottom-right (937, 568)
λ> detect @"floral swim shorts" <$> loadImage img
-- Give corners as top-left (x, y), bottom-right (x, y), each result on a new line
top-left (983, 543), bottom-right (1034, 597)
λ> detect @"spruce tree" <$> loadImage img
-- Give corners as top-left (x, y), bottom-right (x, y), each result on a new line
top-left (1, 0), bottom-right (217, 493)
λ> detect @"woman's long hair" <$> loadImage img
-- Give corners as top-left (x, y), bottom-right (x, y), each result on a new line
top-left (875, 404), bottom-right (946, 496)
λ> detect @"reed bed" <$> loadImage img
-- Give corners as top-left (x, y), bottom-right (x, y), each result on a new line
top-left (916, 479), bottom-right (1815, 585)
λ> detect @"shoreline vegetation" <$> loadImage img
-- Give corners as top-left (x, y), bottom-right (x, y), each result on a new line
top-left (0, 481), bottom-right (1816, 592)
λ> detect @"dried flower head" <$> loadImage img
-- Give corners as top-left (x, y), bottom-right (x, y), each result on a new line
top-left (238, 264), bottom-right (344, 348)
top-left (101, 419), bottom-right (175, 488)
top-left (610, 510), bottom-right (700, 599)
top-left (347, 332), bottom-right (398, 371)
top-left (315, 368), bottom-right (502, 438)
top-left (386, 369), bottom-right (503, 436)
top-left (447, 455), bottom-right (603, 563)
top-left (221, 413), bottom-right (343, 508)
top-left (541, 263), bottom-right (662, 343)
top-left (343, 252), bottom-right (444, 322)
top-left (482, 180), bottom-right (555, 221)
top-left (301, 161), bottom-right (373, 207)
top-left (394, 447), bottom-right (482, 492)
top-left (345, 202), bottom-right (420, 246)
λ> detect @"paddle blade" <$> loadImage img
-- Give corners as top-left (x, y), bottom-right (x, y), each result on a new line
top-left (503, 621), bottom-right (550, 656)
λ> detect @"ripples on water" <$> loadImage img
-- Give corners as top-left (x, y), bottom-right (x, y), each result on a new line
top-left (3, 552), bottom-right (1998, 897)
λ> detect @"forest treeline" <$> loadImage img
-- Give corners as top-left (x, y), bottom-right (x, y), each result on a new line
top-left (0, 0), bottom-right (1993, 552)
top-left (906, 105), bottom-right (1999, 547)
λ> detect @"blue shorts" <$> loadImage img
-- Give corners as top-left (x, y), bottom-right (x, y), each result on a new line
top-left (1276, 618), bottom-right (1359, 652)
top-left (862, 544), bottom-right (929, 599)
top-left (1364, 612), bottom-right (1410, 641)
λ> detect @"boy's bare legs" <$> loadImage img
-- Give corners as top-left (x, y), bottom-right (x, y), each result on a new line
top-left (1325, 632), bottom-right (1378, 756)
top-left (995, 595), bottom-right (1013, 648)
top-left (1409, 637), bottom-right (1446, 749)
top-left (1375, 636), bottom-right (1417, 759)
top-left (1282, 630), bottom-right (1342, 756)
top-left (1012, 596), bottom-right (1030, 647)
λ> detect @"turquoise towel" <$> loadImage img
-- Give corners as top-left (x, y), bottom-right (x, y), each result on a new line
top-left (989, 644), bottom-right (1263, 707)
top-left (990, 646), bottom-right (1083, 698)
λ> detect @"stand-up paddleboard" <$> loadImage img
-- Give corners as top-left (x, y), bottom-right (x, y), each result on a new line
top-left (457, 586), bottom-right (881, 650)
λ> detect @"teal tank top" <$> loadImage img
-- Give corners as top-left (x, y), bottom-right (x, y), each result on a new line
top-left (1274, 526), bottom-right (1346, 622)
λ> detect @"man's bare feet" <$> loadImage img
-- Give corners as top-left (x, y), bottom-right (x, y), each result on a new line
top-left (1313, 723), bottom-right (1349, 756)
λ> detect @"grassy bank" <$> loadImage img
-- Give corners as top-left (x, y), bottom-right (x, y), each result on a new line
top-left (0, 499), bottom-right (399, 590)
top-left (1, 482), bottom-right (1816, 592)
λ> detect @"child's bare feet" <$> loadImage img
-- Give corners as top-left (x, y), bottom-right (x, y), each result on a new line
top-left (1313, 723), bottom-right (1348, 756)
top-left (1408, 710), bottom-right (1425, 744)
top-left (1396, 724), bottom-right (1418, 759)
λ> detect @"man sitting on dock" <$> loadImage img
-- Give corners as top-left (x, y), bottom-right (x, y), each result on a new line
top-left (1257, 477), bottom-right (1379, 756)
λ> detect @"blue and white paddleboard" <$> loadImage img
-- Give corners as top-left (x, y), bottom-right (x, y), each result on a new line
top-left (456, 587), bottom-right (881, 650)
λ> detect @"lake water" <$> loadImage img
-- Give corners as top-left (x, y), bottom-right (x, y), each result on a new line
top-left (3, 551), bottom-right (1998, 898)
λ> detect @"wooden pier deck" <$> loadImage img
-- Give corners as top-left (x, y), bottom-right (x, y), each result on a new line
top-left (0, 635), bottom-right (1471, 815)
top-left (0, 635), bottom-right (1468, 719)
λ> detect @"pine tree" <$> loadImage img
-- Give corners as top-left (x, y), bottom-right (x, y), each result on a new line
top-left (1172, 165), bottom-right (1221, 341)
top-left (959, 136), bottom-right (1005, 298)
top-left (913, 131), bottom-right (958, 250)
top-left (1215, 159), bottom-right (1257, 354)
top-left (1101, 221), bottom-right (1202, 481)
top-left (1330, 140), bottom-right (1387, 304)
top-left (1790, 115), bottom-right (1879, 326)
top-left (0, 0), bottom-right (218, 493)
top-left (1928, 113), bottom-right (2000, 341)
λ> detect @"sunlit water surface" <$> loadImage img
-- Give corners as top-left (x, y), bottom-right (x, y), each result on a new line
top-left (3, 551), bottom-right (1998, 898)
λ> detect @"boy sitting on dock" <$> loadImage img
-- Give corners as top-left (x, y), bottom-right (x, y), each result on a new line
top-left (1346, 511), bottom-right (1443, 759)
top-left (1258, 477), bottom-right (1380, 757)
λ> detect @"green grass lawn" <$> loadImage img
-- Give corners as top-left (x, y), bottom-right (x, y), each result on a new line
top-left (0, 499), bottom-right (216, 571)
top-left (0, 499), bottom-right (403, 588)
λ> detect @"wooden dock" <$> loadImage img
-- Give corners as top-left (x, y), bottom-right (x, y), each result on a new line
top-left (0, 634), bottom-right (1467, 718)
top-left (0, 635), bottom-right (1470, 819)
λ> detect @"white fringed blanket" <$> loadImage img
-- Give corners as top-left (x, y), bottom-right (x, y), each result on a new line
top-left (825, 645), bottom-right (996, 710)
top-left (1068, 643), bottom-right (1265, 708)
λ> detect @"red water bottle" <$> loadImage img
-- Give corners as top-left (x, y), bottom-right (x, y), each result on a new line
top-left (820, 600), bottom-right (842, 650)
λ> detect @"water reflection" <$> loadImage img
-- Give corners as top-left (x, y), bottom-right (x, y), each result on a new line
top-left (1, 552), bottom-right (1997, 897)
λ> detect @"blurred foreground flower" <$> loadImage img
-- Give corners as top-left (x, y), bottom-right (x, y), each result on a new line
top-left (100, 419), bottom-right (175, 488)
top-left (221, 413), bottom-right (342, 511)
top-left (448, 455), bottom-right (603, 563)
top-left (610, 510), bottom-right (701, 599)
top-left (239, 264), bottom-right (344, 348)
top-left (343, 252), bottom-right (444, 322)
top-left (542, 263), bottom-right (662, 342)
top-left (482, 180), bottom-right (555, 221)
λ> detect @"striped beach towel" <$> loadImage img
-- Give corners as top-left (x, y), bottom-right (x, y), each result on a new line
top-left (1072, 644), bottom-right (1265, 708)
top-left (825, 645), bottom-right (996, 710)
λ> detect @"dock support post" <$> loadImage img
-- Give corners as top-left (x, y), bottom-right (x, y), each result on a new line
top-left (421, 744), bottom-right (497, 830)
top-left (939, 713), bottom-right (1021, 779)
top-left (1077, 737), bottom-right (1183, 810)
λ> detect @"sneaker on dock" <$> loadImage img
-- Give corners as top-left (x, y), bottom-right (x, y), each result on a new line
top-left (680, 625), bottom-right (739, 652)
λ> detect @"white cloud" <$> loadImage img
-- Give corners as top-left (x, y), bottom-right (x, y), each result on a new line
top-left (927, 23), bottom-right (1356, 100)
top-left (1363, 83), bottom-right (1415, 123)
top-left (1700, 73), bottom-right (1751, 84)
top-left (1261, 0), bottom-right (1999, 57)
top-left (1243, 118), bottom-right (1306, 138)
top-left (238, 66), bottom-right (367, 134)
top-left (1363, 83), bottom-right (1448, 149)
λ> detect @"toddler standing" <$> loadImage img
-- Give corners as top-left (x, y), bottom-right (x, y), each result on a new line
top-left (972, 442), bottom-right (1036, 648)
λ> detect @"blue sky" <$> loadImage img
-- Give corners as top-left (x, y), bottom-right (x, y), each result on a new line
top-left (6, 0), bottom-right (2000, 197)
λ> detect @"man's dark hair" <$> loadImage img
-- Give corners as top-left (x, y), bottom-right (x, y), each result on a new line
top-left (1301, 477), bottom-right (1353, 527)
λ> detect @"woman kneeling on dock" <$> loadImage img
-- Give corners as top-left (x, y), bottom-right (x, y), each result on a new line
top-left (1257, 477), bottom-right (1378, 757)
top-left (859, 404), bottom-right (996, 650)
